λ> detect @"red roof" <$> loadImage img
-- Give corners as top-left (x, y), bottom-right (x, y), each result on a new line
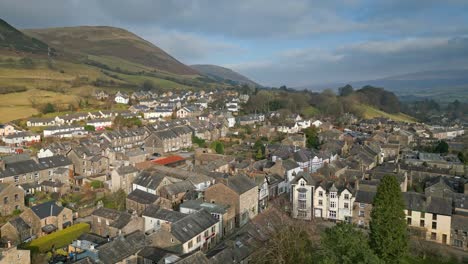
top-left (152, 155), bottom-right (185, 165)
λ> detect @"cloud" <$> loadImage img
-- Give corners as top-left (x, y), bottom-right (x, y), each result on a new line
top-left (232, 36), bottom-right (468, 87)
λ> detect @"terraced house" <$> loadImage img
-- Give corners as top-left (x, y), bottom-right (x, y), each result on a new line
top-left (100, 128), bottom-right (148, 151)
top-left (0, 155), bottom-right (73, 191)
top-left (145, 125), bottom-right (192, 153)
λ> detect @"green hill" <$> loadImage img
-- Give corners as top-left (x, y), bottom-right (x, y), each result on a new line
top-left (0, 20), bottom-right (239, 122)
top-left (0, 19), bottom-right (48, 54)
top-left (24, 26), bottom-right (197, 75)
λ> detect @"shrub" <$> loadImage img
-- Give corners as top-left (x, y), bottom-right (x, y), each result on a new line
top-left (24, 223), bottom-right (90, 253)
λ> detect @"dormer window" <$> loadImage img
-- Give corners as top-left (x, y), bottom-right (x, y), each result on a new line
top-left (300, 181), bottom-right (305, 186)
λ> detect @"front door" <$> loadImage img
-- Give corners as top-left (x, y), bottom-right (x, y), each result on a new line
top-left (442, 234), bottom-right (447, 244)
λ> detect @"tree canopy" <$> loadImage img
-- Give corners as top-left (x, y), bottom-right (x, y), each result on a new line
top-left (319, 223), bottom-right (382, 264)
top-left (369, 175), bottom-right (408, 263)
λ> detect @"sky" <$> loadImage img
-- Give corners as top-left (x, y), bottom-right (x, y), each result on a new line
top-left (1, 0), bottom-right (468, 87)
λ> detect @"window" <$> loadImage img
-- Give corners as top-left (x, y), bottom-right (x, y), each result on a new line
top-left (197, 235), bottom-right (201, 243)
top-left (14, 194), bottom-right (19, 202)
top-left (430, 232), bottom-right (436, 240)
top-left (318, 191), bottom-right (323, 197)
top-left (204, 230), bottom-right (209, 237)
top-left (298, 211), bottom-right (307, 218)
top-left (63, 214), bottom-right (67, 220)
top-left (211, 226), bottom-right (216, 233)
top-left (330, 201), bottom-right (336, 208)
top-left (432, 214), bottom-right (437, 220)
top-left (453, 239), bottom-right (463, 248)
top-left (3, 197), bottom-right (8, 204)
top-left (298, 193), bottom-right (307, 200)
top-left (432, 222), bottom-right (437, 230)
top-left (14, 176), bottom-right (19, 183)
top-left (359, 203), bottom-right (365, 208)
top-left (97, 217), bottom-right (101, 223)
top-left (330, 192), bottom-right (336, 199)
top-left (300, 181), bottom-right (305, 186)
top-left (298, 200), bottom-right (307, 210)
top-left (344, 202), bottom-right (349, 209)
top-left (318, 200), bottom-right (323, 206)
top-left (106, 220), bottom-right (110, 226)
top-left (344, 194), bottom-right (349, 200)
top-left (188, 240), bottom-right (193, 248)
top-left (359, 210), bottom-right (365, 217)
top-left (420, 220), bottom-right (425, 227)
top-left (420, 212), bottom-right (425, 218)
top-left (407, 210), bottom-right (412, 216)
top-left (358, 220), bottom-right (364, 226)
top-left (329, 211), bottom-right (336, 218)
top-left (407, 218), bottom-right (412, 225)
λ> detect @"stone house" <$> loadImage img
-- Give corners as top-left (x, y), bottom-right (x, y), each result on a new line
top-left (67, 146), bottom-right (109, 177)
top-left (97, 230), bottom-right (146, 264)
top-left (0, 183), bottom-right (24, 215)
top-left (179, 200), bottom-right (231, 238)
top-left (91, 207), bottom-right (143, 238)
top-left (0, 155), bottom-right (73, 190)
top-left (352, 190), bottom-right (376, 228)
top-left (20, 200), bottom-right (73, 237)
top-left (100, 128), bottom-right (148, 152)
top-left (0, 217), bottom-right (32, 245)
top-left (148, 209), bottom-right (219, 254)
top-left (204, 175), bottom-right (258, 227)
top-left (145, 126), bottom-right (192, 153)
top-left (158, 180), bottom-right (195, 207)
top-left (142, 206), bottom-right (187, 233)
top-left (126, 189), bottom-right (160, 216)
top-left (111, 165), bottom-right (139, 193)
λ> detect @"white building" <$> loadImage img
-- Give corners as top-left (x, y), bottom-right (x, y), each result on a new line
top-left (2, 132), bottom-right (40, 146)
top-left (114, 91), bottom-right (130, 104)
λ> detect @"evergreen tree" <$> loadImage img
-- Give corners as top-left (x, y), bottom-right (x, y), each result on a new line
top-left (256, 148), bottom-right (263, 160)
top-left (320, 223), bottom-right (382, 264)
top-left (369, 175), bottom-right (408, 263)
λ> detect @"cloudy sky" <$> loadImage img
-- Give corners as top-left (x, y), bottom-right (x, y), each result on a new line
top-left (1, 0), bottom-right (468, 87)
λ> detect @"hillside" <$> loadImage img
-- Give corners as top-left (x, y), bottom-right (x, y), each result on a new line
top-left (0, 20), bottom-right (239, 122)
top-left (301, 69), bottom-right (468, 103)
top-left (0, 19), bottom-right (48, 54)
top-left (191, 64), bottom-right (260, 86)
top-left (24, 26), bottom-right (197, 75)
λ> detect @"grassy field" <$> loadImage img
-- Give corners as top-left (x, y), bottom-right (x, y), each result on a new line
top-left (360, 105), bottom-right (418, 123)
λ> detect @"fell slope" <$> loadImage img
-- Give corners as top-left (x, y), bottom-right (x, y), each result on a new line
top-left (0, 19), bottom-right (48, 54)
top-left (24, 26), bottom-right (197, 75)
top-left (191, 64), bottom-right (260, 86)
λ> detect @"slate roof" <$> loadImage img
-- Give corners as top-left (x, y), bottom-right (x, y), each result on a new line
top-left (116, 165), bottom-right (138, 175)
top-left (143, 206), bottom-right (187, 222)
top-left (137, 246), bottom-right (175, 262)
top-left (171, 209), bottom-right (218, 243)
top-left (355, 190), bottom-right (376, 204)
top-left (282, 159), bottom-right (300, 171)
top-left (426, 196), bottom-right (452, 216)
top-left (180, 200), bottom-right (229, 215)
top-left (8, 217), bottom-right (31, 233)
top-left (451, 214), bottom-right (468, 231)
top-left (92, 207), bottom-right (123, 221)
top-left (403, 192), bottom-right (426, 212)
top-left (110, 212), bottom-right (132, 229)
top-left (0, 159), bottom-right (44, 178)
top-left (160, 181), bottom-right (195, 196)
top-left (133, 171), bottom-right (168, 190)
top-left (175, 251), bottom-right (210, 264)
top-left (31, 200), bottom-right (65, 219)
top-left (97, 231), bottom-right (146, 264)
top-left (127, 189), bottom-right (159, 204)
top-left (226, 175), bottom-right (257, 195)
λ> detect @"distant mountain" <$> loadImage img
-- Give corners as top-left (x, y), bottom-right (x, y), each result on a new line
top-left (299, 69), bottom-right (468, 103)
top-left (191, 64), bottom-right (260, 86)
top-left (0, 19), bottom-right (48, 54)
top-left (24, 26), bottom-right (197, 75)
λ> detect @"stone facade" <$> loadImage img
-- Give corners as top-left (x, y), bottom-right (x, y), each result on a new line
top-left (0, 184), bottom-right (24, 216)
